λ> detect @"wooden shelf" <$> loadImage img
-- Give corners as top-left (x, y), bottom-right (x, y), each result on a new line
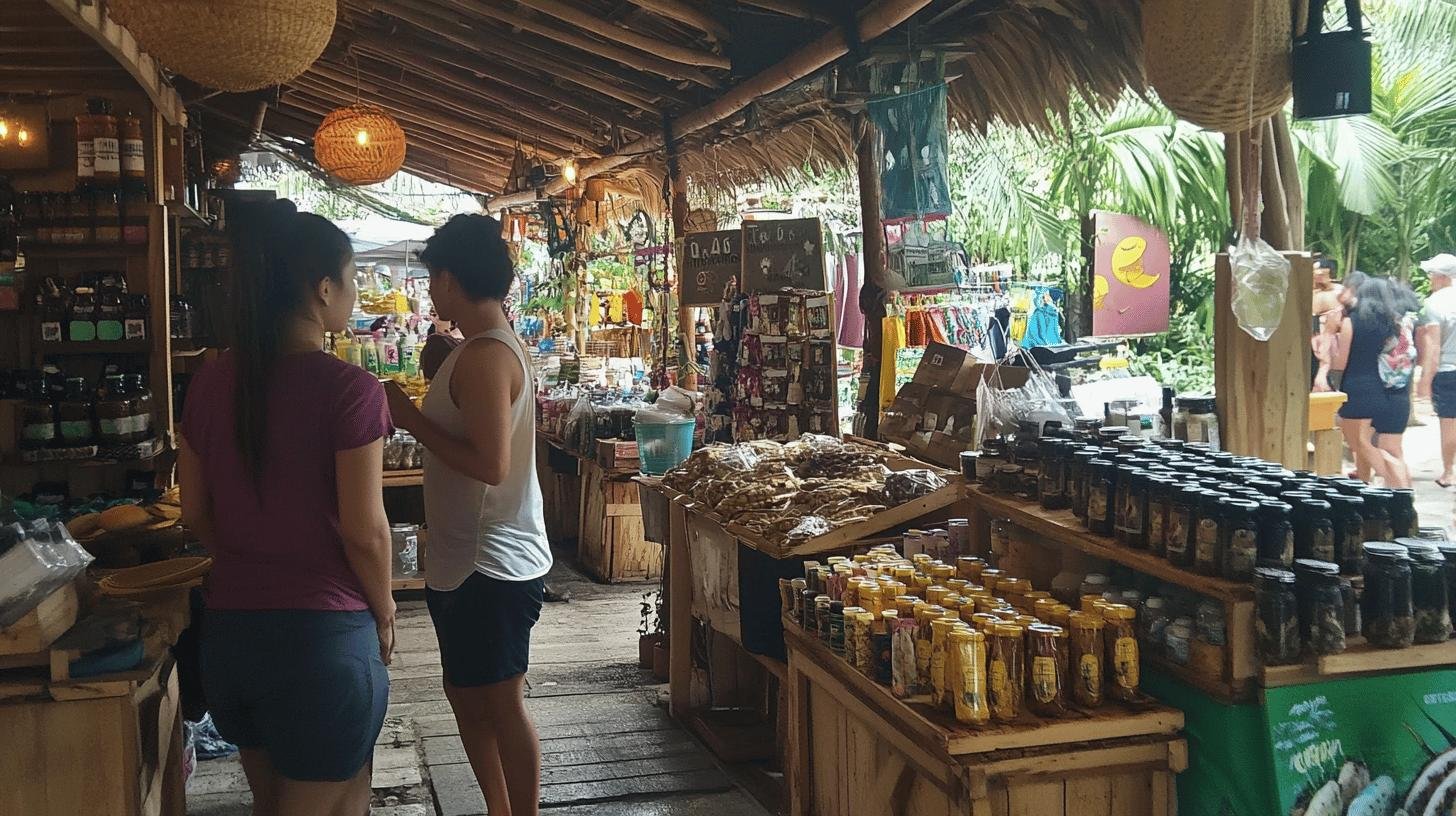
top-left (391, 576), bottom-right (425, 592)
top-left (20, 243), bottom-right (148, 259)
top-left (169, 341), bottom-right (212, 358)
top-left (382, 469), bottom-right (422, 488)
top-left (36, 340), bottom-right (151, 356)
top-left (1261, 637), bottom-right (1456, 687)
top-left (966, 485), bottom-right (1255, 603)
top-left (783, 617), bottom-right (1183, 757)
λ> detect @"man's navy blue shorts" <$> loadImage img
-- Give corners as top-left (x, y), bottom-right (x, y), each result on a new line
top-left (426, 571), bottom-right (544, 688)
top-left (201, 609), bottom-right (388, 782)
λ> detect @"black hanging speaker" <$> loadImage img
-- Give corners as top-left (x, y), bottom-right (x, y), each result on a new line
top-left (1293, 0), bottom-right (1373, 119)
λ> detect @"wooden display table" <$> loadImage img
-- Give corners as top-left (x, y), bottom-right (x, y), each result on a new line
top-left (578, 457), bottom-right (659, 583)
top-left (537, 433), bottom-right (582, 547)
top-left (783, 621), bottom-right (1186, 816)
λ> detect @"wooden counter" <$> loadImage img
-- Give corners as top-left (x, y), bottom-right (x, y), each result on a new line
top-left (784, 620), bottom-right (1186, 816)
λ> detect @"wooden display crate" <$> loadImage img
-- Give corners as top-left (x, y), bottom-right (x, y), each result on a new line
top-left (784, 622), bottom-right (1186, 816)
top-left (537, 435), bottom-right (582, 547)
top-left (0, 656), bottom-right (185, 816)
top-left (968, 485), bottom-right (1258, 702)
top-left (0, 582), bottom-right (79, 657)
top-left (578, 458), bottom-right (660, 583)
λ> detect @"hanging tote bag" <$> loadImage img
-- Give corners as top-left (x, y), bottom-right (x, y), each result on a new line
top-left (1142, 0), bottom-right (1293, 133)
top-left (1292, 0), bottom-right (1373, 119)
top-left (1378, 315), bottom-right (1417, 391)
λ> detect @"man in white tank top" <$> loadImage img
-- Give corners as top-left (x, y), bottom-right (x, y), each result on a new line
top-left (386, 214), bottom-right (550, 816)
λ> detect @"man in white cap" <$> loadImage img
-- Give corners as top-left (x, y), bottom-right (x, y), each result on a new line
top-left (1416, 253), bottom-right (1456, 487)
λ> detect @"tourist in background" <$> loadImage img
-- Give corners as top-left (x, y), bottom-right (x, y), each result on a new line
top-left (1416, 253), bottom-right (1456, 487)
top-left (1336, 274), bottom-right (1415, 488)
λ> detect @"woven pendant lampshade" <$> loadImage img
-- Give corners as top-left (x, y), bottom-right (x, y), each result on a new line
top-left (107, 0), bottom-right (335, 92)
top-left (314, 105), bottom-right (407, 186)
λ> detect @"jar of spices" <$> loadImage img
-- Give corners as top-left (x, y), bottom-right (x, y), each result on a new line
top-left (978, 439), bottom-right (1006, 482)
top-left (1361, 488), bottom-right (1396, 543)
top-left (1295, 498), bottom-right (1336, 563)
top-left (1403, 542), bottom-right (1452, 644)
top-left (1221, 498), bottom-right (1260, 581)
top-left (1102, 604), bottom-right (1140, 702)
top-left (1070, 448), bottom-right (1096, 520)
top-left (800, 589), bottom-right (819, 630)
top-left (94, 374), bottom-right (130, 446)
top-left (890, 612), bottom-right (917, 697)
top-left (1068, 612), bottom-right (1104, 707)
top-left (1194, 493), bottom-right (1226, 577)
top-left (1305, 561), bottom-right (1347, 655)
top-left (956, 556), bottom-right (985, 583)
top-left (1293, 559), bottom-right (1336, 648)
top-left (1166, 486), bottom-right (1199, 568)
top-left (1145, 475), bottom-right (1175, 558)
top-left (1328, 494), bottom-right (1366, 575)
top-left (1390, 489), bottom-right (1418, 540)
top-left (916, 605), bottom-right (943, 691)
top-left (1339, 577), bottom-right (1360, 639)
top-left (1115, 468), bottom-right (1149, 549)
top-left (1165, 619), bottom-right (1194, 666)
top-left (872, 610), bottom-right (897, 684)
top-left (1086, 459), bottom-right (1115, 535)
top-left (992, 464), bottom-right (1024, 496)
top-left (1026, 624), bottom-right (1067, 717)
top-left (1195, 599), bottom-right (1227, 646)
top-left (1256, 500), bottom-right (1295, 569)
top-left (1439, 541), bottom-right (1456, 634)
top-left (1038, 439), bottom-right (1067, 509)
top-left (1362, 542), bottom-right (1414, 648)
top-left (19, 380), bottom-right (56, 450)
top-left (1255, 568), bottom-right (1301, 666)
top-left (1140, 597), bottom-right (1170, 657)
top-left (844, 607), bottom-right (871, 673)
top-left (960, 450), bottom-right (980, 482)
top-left (949, 628), bottom-right (990, 725)
top-left (947, 519), bottom-right (972, 557)
top-left (56, 376), bottom-right (94, 446)
top-left (987, 623), bottom-right (1024, 722)
top-left (816, 596), bottom-right (834, 643)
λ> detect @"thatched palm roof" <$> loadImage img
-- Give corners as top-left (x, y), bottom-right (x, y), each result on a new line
top-left (183, 0), bottom-right (1147, 200)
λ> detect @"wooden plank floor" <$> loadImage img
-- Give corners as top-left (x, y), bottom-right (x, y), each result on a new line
top-left (187, 557), bottom-right (772, 815)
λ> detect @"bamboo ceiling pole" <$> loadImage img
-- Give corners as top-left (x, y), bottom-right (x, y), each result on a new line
top-left (854, 112), bottom-right (886, 438)
top-left (453, 2), bottom-right (721, 87)
top-left (738, 0), bottom-right (834, 22)
top-left (629, 0), bottom-right (731, 42)
top-left (512, 0), bottom-right (731, 69)
top-left (488, 0), bottom-right (934, 209)
top-left (668, 131), bottom-right (698, 391)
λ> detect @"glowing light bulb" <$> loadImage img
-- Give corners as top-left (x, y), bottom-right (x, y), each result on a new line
top-left (0, 119), bottom-right (8, 140)
top-left (17, 128), bottom-right (29, 146)
top-left (562, 159), bottom-right (578, 185)
top-left (355, 129), bottom-right (370, 146)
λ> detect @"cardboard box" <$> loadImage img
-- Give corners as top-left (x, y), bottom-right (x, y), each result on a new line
top-left (596, 438), bottom-right (639, 470)
top-left (910, 341), bottom-right (1028, 396)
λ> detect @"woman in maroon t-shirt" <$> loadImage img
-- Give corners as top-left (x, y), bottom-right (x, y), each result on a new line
top-left (179, 201), bottom-right (395, 814)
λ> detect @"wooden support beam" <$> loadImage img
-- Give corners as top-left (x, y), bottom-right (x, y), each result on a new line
top-left (366, 0), bottom-right (672, 114)
top-left (42, 0), bottom-right (185, 124)
top-left (629, 0), bottom-right (730, 42)
top-left (488, 0), bottom-right (934, 209)
top-left (668, 131), bottom-right (698, 391)
top-left (739, 0), bottom-right (834, 22)
top-left (512, 0), bottom-right (730, 69)
top-left (854, 113), bottom-right (886, 437)
top-left (442, 2), bottom-right (722, 87)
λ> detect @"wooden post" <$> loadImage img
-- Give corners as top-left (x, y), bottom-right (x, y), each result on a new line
top-left (855, 113), bottom-right (887, 437)
top-left (667, 124), bottom-right (699, 391)
top-left (1214, 252), bottom-right (1313, 468)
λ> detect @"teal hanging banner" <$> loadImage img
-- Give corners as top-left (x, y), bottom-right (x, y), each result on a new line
top-left (866, 83), bottom-right (952, 222)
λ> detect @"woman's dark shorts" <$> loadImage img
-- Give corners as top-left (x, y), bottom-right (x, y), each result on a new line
top-left (1433, 371), bottom-right (1456, 419)
top-left (1340, 382), bottom-right (1411, 435)
top-left (202, 609), bottom-right (388, 782)
top-left (427, 571), bottom-right (544, 688)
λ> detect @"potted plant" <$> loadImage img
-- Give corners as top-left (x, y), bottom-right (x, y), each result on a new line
top-left (638, 589), bottom-right (665, 669)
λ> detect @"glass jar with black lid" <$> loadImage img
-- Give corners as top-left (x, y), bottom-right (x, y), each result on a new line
top-left (1194, 493), bottom-right (1227, 577)
top-left (1361, 488), bottom-right (1395, 543)
top-left (1256, 500), bottom-right (1294, 569)
top-left (1145, 475), bottom-right (1176, 558)
top-left (1086, 459), bottom-right (1115, 536)
top-left (1247, 478), bottom-right (1284, 497)
top-left (1362, 542), bottom-right (1414, 649)
top-left (1073, 416), bottom-right (1102, 443)
top-left (1114, 467), bottom-right (1149, 549)
top-left (1293, 559), bottom-right (1346, 655)
top-left (1399, 540), bottom-right (1451, 644)
top-left (1221, 498), bottom-right (1260, 580)
top-left (1389, 489), bottom-right (1418, 540)
top-left (1167, 485), bottom-right (1200, 568)
top-left (1038, 439), bottom-right (1070, 510)
top-left (1013, 421), bottom-right (1041, 468)
top-left (1254, 567), bottom-right (1300, 665)
top-left (1437, 541), bottom-right (1456, 637)
top-left (1070, 448), bottom-right (1097, 520)
top-left (1294, 498), bottom-right (1336, 563)
top-left (1209, 451), bottom-right (1236, 468)
top-left (1328, 493), bottom-right (1365, 575)
top-left (978, 438), bottom-right (1008, 483)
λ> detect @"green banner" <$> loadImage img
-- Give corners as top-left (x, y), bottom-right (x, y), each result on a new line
top-left (1264, 669), bottom-right (1456, 816)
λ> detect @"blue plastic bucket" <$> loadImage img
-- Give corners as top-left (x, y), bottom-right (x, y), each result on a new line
top-left (635, 418), bottom-right (696, 475)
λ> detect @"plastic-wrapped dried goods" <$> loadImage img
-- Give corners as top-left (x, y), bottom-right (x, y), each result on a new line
top-left (884, 469), bottom-right (949, 505)
top-left (785, 516), bottom-right (833, 542)
top-left (1229, 234), bottom-right (1290, 341)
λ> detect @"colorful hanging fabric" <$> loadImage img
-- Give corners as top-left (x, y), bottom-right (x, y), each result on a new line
top-left (880, 314), bottom-right (906, 409)
top-left (1021, 287), bottom-right (1066, 349)
top-left (588, 293), bottom-right (603, 327)
top-left (624, 288), bottom-right (644, 325)
top-left (607, 293), bottom-right (625, 324)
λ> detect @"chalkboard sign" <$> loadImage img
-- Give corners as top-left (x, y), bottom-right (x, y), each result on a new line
top-left (741, 218), bottom-right (826, 293)
top-left (678, 230), bottom-right (740, 306)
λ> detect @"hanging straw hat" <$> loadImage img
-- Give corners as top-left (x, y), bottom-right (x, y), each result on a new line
top-left (1142, 0), bottom-right (1292, 133)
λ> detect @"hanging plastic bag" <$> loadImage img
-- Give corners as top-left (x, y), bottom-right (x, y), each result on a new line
top-left (971, 351), bottom-right (1073, 449)
top-left (1229, 233), bottom-right (1290, 341)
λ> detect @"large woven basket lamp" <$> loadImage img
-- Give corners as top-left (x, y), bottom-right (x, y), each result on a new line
top-left (107, 0), bottom-right (335, 92)
top-left (314, 104), bottom-right (407, 185)
top-left (1142, 0), bottom-right (1292, 132)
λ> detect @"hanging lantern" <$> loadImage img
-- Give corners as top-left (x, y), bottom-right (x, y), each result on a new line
top-left (108, 0), bottom-right (335, 93)
top-left (313, 104), bottom-right (407, 186)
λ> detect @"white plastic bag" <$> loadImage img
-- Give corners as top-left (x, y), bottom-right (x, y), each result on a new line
top-left (971, 352), bottom-right (1073, 448)
top-left (1229, 234), bottom-right (1290, 341)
